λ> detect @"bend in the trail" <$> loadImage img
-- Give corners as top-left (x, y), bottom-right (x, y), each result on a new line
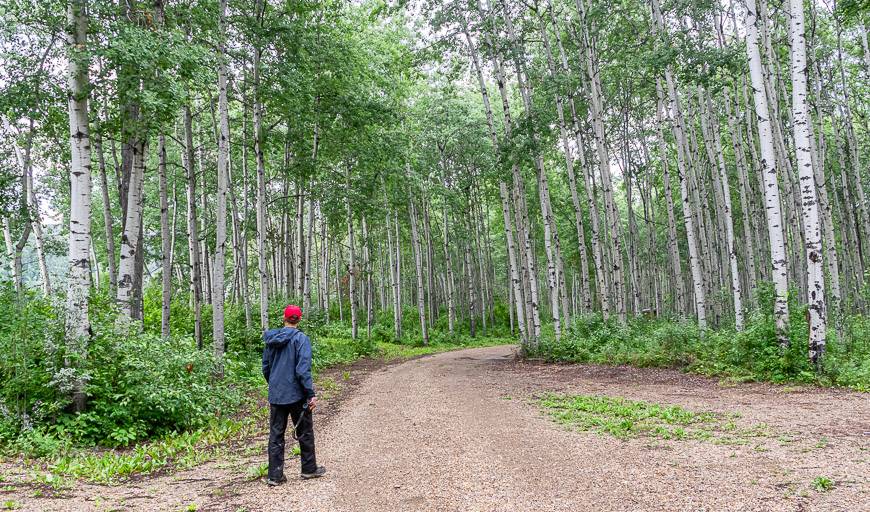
top-left (19, 345), bottom-right (870, 511)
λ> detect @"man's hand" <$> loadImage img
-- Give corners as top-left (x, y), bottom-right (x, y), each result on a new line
top-left (307, 396), bottom-right (317, 411)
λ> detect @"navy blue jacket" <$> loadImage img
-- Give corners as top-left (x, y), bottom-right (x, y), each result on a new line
top-left (262, 327), bottom-right (316, 405)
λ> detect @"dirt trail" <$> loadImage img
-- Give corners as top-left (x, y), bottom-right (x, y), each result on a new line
top-left (13, 345), bottom-right (870, 511)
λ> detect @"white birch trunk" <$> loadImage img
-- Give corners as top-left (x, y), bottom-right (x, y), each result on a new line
top-left (655, 84), bottom-right (686, 316)
top-left (746, 0), bottom-right (790, 345)
top-left (213, 0), bottom-right (229, 369)
top-left (93, 132), bottom-right (117, 294)
top-left (789, 0), bottom-right (826, 363)
top-left (346, 167), bottom-right (358, 340)
top-left (461, 20), bottom-right (528, 341)
top-left (540, 8), bottom-right (591, 315)
top-left (65, 0), bottom-right (92, 412)
top-left (703, 92), bottom-right (744, 330)
top-left (385, 206), bottom-right (401, 340)
top-left (117, 142), bottom-right (145, 321)
top-left (576, 0), bottom-right (626, 323)
top-left (409, 197), bottom-right (429, 345)
top-left (183, 105), bottom-right (204, 347)
top-left (650, 0), bottom-right (706, 327)
top-left (158, 135), bottom-right (171, 337)
top-left (253, 9), bottom-right (269, 330)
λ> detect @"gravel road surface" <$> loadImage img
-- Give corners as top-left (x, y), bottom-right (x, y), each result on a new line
top-left (13, 344), bottom-right (869, 511)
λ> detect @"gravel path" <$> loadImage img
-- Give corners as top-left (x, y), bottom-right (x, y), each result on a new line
top-left (224, 345), bottom-right (868, 512)
top-left (11, 345), bottom-right (869, 511)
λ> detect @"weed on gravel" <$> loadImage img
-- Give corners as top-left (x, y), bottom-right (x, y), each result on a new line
top-left (539, 394), bottom-right (771, 443)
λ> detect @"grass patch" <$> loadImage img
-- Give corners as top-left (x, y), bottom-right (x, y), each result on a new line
top-left (539, 393), bottom-right (771, 444)
top-left (812, 476), bottom-right (834, 492)
top-left (245, 463), bottom-right (268, 480)
top-left (375, 337), bottom-right (512, 361)
top-left (540, 394), bottom-right (718, 440)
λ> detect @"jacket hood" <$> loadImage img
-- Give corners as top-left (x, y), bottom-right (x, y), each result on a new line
top-left (264, 327), bottom-right (299, 348)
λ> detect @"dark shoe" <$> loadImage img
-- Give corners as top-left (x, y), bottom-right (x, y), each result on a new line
top-left (265, 476), bottom-right (287, 486)
top-left (300, 466), bottom-right (326, 479)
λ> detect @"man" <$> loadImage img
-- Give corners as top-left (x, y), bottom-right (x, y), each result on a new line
top-left (262, 304), bottom-right (326, 485)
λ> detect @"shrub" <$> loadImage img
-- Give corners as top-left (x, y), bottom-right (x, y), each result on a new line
top-left (528, 306), bottom-right (870, 390)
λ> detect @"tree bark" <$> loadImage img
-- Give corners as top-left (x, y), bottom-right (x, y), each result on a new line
top-left (158, 135), bottom-right (172, 337)
top-left (790, 0), bottom-right (826, 364)
top-left (703, 91), bottom-right (744, 330)
top-left (184, 104), bottom-right (203, 348)
top-left (94, 132), bottom-right (117, 294)
top-left (213, 0), bottom-right (230, 371)
top-left (655, 84), bottom-right (686, 316)
top-left (254, 1), bottom-right (270, 331)
top-left (409, 196), bottom-right (429, 345)
top-left (117, 141), bottom-right (146, 321)
top-left (746, 0), bottom-right (790, 345)
top-left (346, 166), bottom-right (358, 340)
top-left (65, 0), bottom-right (92, 412)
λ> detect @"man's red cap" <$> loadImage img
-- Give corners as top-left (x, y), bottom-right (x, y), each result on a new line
top-left (283, 304), bottom-right (303, 322)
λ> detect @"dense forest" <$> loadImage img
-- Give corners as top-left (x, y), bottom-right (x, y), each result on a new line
top-left (1, 0), bottom-right (869, 458)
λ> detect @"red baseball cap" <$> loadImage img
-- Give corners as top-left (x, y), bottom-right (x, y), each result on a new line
top-left (283, 304), bottom-right (303, 322)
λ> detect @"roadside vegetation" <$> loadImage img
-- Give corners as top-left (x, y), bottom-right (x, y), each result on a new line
top-left (0, 285), bottom-right (512, 485)
top-left (528, 287), bottom-right (870, 391)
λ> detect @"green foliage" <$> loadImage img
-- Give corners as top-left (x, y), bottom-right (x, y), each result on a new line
top-left (539, 393), bottom-right (718, 440)
top-left (0, 280), bottom-right (512, 482)
top-left (529, 309), bottom-right (870, 390)
top-left (0, 286), bottom-right (254, 454)
top-left (812, 476), bottom-right (834, 492)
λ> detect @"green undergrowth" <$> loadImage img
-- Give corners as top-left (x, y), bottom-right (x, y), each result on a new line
top-left (45, 406), bottom-right (268, 485)
top-left (527, 294), bottom-right (870, 390)
top-left (375, 336), bottom-right (512, 361)
top-left (539, 394), bottom-right (770, 443)
top-left (0, 285), bottom-right (511, 486)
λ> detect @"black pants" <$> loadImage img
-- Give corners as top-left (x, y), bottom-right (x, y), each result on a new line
top-left (268, 399), bottom-right (317, 479)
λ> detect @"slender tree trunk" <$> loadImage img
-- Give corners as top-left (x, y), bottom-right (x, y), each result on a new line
top-left (655, 84), bottom-right (686, 316)
top-left (253, 4), bottom-right (269, 330)
top-left (240, 95), bottom-right (253, 332)
top-left (94, 133), bottom-right (117, 294)
top-left (199, 136), bottom-right (212, 306)
top-left (117, 142), bottom-right (146, 321)
top-left (65, 0), bottom-right (92, 412)
top-left (409, 197), bottom-right (429, 345)
top-left (158, 135), bottom-right (171, 337)
top-left (498, 0), bottom-right (563, 337)
top-left (464, 233), bottom-right (476, 338)
top-left (335, 241), bottom-right (344, 323)
top-left (296, 183), bottom-right (305, 297)
top-left (724, 90), bottom-right (759, 305)
top-left (576, 0), bottom-right (626, 323)
top-left (540, 8), bottom-right (591, 314)
top-left (362, 215), bottom-right (373, 338)
top-left (213, 0), bottom-right (230, 371)
top-left (746, 0), bottom-right (790, 345)
top-left (790, 0), bottom-right (826, 364)
top-left (346, 167), bottom-right (358, 339)
top-left (423, 197), bottom-right (436, 325)
top-left (5, 119), bottom-right (52, 296)
top-left (385, 206), bottom-right (401, 340)
top-left (443, 206), bottom-right (458, 336)
top-left (184, 105), bottom-right (203, 348)
top-left (461, 20), bottom-right (527, 341)
top-left (703, 92), bottom-right (744, 330)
